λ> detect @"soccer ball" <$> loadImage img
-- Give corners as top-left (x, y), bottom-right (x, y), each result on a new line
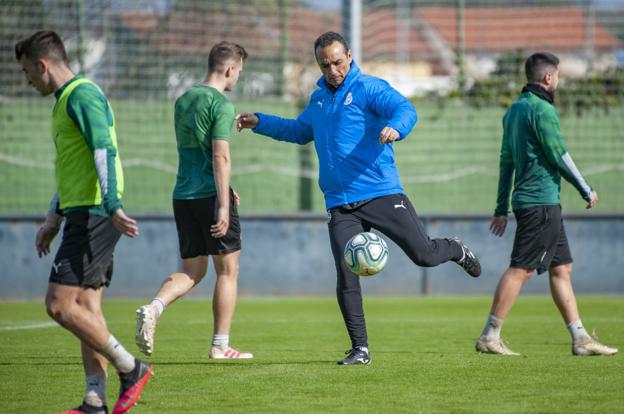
top-left (343, 232), bottom-right (389, 276)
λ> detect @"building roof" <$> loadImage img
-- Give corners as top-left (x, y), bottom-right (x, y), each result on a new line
top-left (115, 6), bottom-right (620, 64)
top-left (416, 7), bottom-right (620, 53)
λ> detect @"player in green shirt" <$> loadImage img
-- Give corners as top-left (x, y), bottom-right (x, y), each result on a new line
top-left (135, 42), bottom-right (252, 360)
top-left (476, 52), bottom-right (617, 356)
top-left (16, 31), bottom-right (151, 414)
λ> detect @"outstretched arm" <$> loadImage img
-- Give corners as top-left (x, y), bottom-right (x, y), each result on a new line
top-left (237, 111), bottom-right (314, 145)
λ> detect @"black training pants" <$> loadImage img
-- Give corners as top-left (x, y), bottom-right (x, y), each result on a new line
top-left (327, 193), bottom-right (462, 348)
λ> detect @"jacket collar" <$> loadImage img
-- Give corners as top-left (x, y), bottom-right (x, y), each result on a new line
top-left (522, 83), bottom-right (554, 105)
top-left (316, 60), bottom-right (361, 94)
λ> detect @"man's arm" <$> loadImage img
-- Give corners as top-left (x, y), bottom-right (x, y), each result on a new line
top-left (536, 106), bottom-right (594, 204)
top-left (201, 101), bottom-right (236, 238)
top-left (211, 140), bottom-right (231, 238)
top-left (237, 101), bottom-right (314, 145)
top-left (491, 126), bottom-right (514, 237)
top-left (67, 84), bottom-right (138, 237)
top-left (36, 193), bottom-right (64, 257)
top-left (494, 133), bottom-right (514, 217)
top-left (366, 78), bottom-right (418, 142)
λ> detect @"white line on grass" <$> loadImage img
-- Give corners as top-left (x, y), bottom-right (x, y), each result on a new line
top-left (0, 321), bottom-right (59, 332)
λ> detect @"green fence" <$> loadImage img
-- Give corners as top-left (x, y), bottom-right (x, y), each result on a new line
top-left (2, 1), bottom-right (623, 214)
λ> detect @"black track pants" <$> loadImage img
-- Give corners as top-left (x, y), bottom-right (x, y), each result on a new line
top-left (327, 193), bottom-right (463, 348)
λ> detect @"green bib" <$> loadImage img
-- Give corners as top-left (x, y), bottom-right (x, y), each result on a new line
top-left (52, 78), bottom-right (124, 210)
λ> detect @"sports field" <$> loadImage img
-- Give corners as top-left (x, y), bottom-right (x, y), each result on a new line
top-left (1, 297), bottom-right (622, 413)
top-left (2, 99), bottom-right (623, 214)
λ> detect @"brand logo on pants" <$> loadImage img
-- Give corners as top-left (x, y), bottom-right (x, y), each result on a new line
top-left (394, 201), bottom-right (406, 209)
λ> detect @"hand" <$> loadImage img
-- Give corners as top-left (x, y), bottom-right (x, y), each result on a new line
top-left (379, 126), bottom-right (400, 144)
top-left (210, 207), bottom-right (230, 238)
top-left (586, 191), bottom-right (599, 209)
top-left (236, 112), bottom-right (259, 132)
top-left (232, 190), bottom-right (241, 207)
top-left (35, 213), bottom-right (63, 257)
top-left (490, 215), bottom-right (508, 237)
top-left (111, 209), bottom-right (139, 238)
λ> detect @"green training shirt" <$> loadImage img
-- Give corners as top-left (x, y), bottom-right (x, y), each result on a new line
top-left (494, 90), bottom-right (592, 216)
top-left (51, 75), bottom-right (124, 216)
top-left (172, 85), bottom-right (235, 200)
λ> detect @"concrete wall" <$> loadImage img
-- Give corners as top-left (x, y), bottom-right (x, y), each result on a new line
top-left (1, 213), bottom-right (622, 299)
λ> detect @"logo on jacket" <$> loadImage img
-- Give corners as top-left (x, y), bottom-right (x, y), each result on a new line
top-left (344, 92), bottom-right (353, 105)
top-left (317, 99), bottom-right (323, 108)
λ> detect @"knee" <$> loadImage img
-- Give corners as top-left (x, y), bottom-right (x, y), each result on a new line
top-left (550, 263), bottom-right (573, 279)
top-left (45, 297), bottom-right (68, 324)
top-left (216, 269), bottom-right (239, 282)
top-left (411, 252), bottom-right (438, 268)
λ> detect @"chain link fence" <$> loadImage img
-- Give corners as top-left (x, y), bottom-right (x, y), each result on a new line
top-left (2, 0), bottom-right (623, 214)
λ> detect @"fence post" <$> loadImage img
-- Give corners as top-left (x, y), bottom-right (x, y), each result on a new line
top-left (456, 0), bottom-right (466, 93)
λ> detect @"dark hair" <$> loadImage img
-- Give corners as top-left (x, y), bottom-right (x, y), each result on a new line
top-left (314, 31), bottom-right (350, 55)
top-left (525, 52), bottom-right (559, 83)
top-left (208, 41), bottom-right (248, 73)
top-left (15, 31), bottom-right (68, 64)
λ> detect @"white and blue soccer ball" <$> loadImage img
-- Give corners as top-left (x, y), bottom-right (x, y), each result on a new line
top-left (344, 232), bottom-right (389, 276)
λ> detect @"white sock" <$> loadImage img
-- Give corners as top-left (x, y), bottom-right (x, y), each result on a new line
top-left (84, 373), bottom-right (107, 407)
top-left (481, 314), bottom-right (504, 340)
top-left (212, 334), bottom-right (229, 349)
top-left (151, 298), bottom-right (165, 319)
top-left (98, 335), bottom-right (136, 374)
top-left (567, 319), bottom-right (589, 342)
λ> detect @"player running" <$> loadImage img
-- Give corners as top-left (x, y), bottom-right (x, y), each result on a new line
top-left (135, 42), bottom-right (252, 360)
top-left (16, 31), bottom-right (152, 414)
top-left (476, 52), bottom-right (618, 356)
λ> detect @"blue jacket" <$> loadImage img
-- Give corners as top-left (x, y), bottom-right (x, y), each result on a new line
top-left (253, 61), bottom-right (418, 209)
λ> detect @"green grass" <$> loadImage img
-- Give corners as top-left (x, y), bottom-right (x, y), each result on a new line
top-left (0, 297), bottom-right (622, 413)
top-left (1, 97), bottom-right (623, 213)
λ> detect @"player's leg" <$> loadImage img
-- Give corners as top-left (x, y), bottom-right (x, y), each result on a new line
top-left (476, 267), bottom-right (532, 356)
top-left (209, 251), bottom-right (252, 359)
top-left (79, 287), bottom-right (109, 412)
top-left (328, 207), bottom-right (371, 365)
top-left (548, 220), bottom-right (617, 356)
top-left (358, 194), bottom-right (481, 276)
top-left (476, 206), bottom-right (558, 355)
top-left (48, 212), bottom-right (152, 413)
top-left (136, 198), bottom-right (209, 356)
top-left (135, 256), bottom-right (208, 356)
top-left (152, 256), bottom-right (209, 305)
top-left (47, 285), bottom-right (150, 413)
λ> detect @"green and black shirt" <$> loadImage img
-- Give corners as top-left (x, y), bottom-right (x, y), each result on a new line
top-left (172, 85), bottom-right (235, 200)
top-left (495, 86), bottom-right (592, 216)
top-left (51, 75), bottom-right (124, 216)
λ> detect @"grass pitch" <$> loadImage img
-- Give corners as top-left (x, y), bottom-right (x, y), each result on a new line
top-left (0, 297), bottom-right (622, 413)
top-left (2, 98), bottom-right (623, 214)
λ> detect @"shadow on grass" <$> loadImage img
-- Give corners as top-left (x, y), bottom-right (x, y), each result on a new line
top-left (147, 359), bottom-right (337, 366)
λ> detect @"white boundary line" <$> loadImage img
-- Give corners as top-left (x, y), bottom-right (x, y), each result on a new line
top-left (0, 321), bottom-right (59, 332)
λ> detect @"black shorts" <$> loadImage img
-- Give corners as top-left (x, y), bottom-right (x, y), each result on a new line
top-left (49, 211), bottom-right (121, 288)
top-left (173, 190), bottom-right (241, 258)
top-left (510, 205), bottom-right (573, 274)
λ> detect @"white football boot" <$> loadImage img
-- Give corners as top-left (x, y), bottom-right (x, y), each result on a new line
top-left (573, 336), bottom-right (618, 356)
top-left (209, 346), bottom-right (254, 359)
top-left (135, 304), bottom-right (158, 356)
top-left (476, 336), bottom-right (520, 356)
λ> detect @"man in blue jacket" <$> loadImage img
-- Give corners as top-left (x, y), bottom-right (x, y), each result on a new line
top-left (237, 31), bottom-right (481, 365)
